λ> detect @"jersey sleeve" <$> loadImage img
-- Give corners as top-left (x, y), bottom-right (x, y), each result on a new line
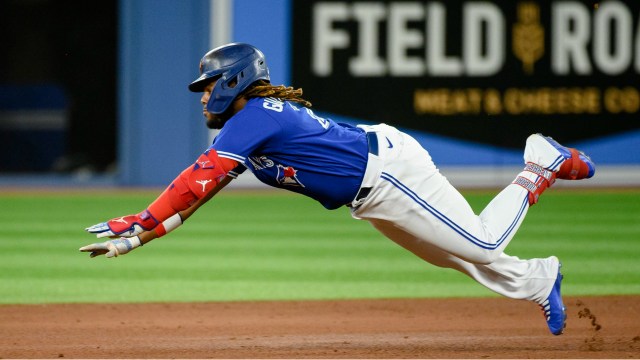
top-left (227, 163), bottom-right (247, 179)
top-left (210, 106), bottom-right (283, 165)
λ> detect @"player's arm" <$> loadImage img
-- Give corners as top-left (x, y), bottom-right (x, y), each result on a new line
top-left (80, 149), bottom-right (238, 258)
top-left (135, 174), bottom-right (232, 245)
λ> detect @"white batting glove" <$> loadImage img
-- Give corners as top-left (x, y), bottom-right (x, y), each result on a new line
top-left (79, 236), bottom-right (143, 258)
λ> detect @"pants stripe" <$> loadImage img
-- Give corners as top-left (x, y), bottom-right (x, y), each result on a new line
top-left (380, 172), bottom-right (529, 250)
top-left (547, 155), bottom-right (564, 171)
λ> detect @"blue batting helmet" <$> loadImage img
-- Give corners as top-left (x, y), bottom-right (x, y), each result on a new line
top-left (189, 43), bottom-right (270, 114)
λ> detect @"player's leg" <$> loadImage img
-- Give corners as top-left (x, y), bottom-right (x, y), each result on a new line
top-left (368, 218), bottom-right (566, 334)
top-left (352, 127), bottom-right (588, 335)
top-left (369, 218), bottom-right (557, 303)
top-left (354, 129), bottom-right (593, 265)
top-left (354, 131), bottom-right (530, 265)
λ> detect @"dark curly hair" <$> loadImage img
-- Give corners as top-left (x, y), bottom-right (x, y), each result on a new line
top-left (241, 80), bottom-right (312, 108)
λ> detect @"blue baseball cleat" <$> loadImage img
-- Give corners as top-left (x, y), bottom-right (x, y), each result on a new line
top-left (540, 262), bottom-right (567, 335)
top-left (537, 134), bottom-right (595, 180)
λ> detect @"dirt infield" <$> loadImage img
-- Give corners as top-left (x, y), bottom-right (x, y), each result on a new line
top-left (1, 296), bottom-right (639, 359)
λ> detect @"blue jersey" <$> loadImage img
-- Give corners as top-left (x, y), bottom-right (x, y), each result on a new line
top-left (210, 97), bottom-right (369, 209)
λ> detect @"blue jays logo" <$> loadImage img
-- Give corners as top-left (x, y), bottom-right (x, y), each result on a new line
top-left (276, 165), bottom-right (305, 187)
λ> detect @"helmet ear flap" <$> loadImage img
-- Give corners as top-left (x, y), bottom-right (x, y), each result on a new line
top-left (207, 75), bottom-right (235, 114)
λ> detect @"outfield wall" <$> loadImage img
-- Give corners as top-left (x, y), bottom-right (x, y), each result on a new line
top-left (2, 0), bottom-right (630, 188)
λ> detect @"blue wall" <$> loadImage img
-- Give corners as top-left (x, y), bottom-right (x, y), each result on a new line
top-left (233, 0), bottom-right (291, 86)
top-left (119, 0), bottom-right (210, 186)
top-left (118, 0), bottom-right (294, 186)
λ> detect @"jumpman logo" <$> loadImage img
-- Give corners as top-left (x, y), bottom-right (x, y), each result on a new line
top-left (196, 179), bottom-right (213, 192)
top-left (113, 216), bottom-right (128, 224)
top-left (199, 160), bottom-right (210, 167)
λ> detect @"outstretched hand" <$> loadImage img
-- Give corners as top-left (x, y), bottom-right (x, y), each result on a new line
top-left (79, 236), bottom-right (142, 258)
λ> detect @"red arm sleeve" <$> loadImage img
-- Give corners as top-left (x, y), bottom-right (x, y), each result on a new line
top-left (146, 149), bottom-right (238, 223)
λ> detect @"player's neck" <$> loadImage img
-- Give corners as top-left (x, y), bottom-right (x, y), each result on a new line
top-left (229, 97), bottom-right (249, 116)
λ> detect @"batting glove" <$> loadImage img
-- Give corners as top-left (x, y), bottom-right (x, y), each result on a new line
top-left (79, 236), bottom-right (143, 258)
top-left (85, 210), bottom-right (158, 238)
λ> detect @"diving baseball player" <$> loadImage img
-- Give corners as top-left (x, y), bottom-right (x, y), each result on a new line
top-left (81, 43), bottom-right (595, 336)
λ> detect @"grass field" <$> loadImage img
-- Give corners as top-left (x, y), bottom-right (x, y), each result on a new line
top-left (0, 189), bottom-right (639, 304)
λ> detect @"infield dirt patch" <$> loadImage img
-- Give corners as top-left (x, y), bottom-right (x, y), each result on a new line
top-left (1, 296), bottom-right (639, 358)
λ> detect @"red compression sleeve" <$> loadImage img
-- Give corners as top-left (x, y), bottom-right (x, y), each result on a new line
top-left (219, 157), bottom-right (239, 172)
top-left (146, 150), bottom-right (238, 223)
top-left (155, 223), bottom-right (167, 237)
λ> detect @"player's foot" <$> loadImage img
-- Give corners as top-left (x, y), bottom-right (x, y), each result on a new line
top-left (540, 260), bottom-right (566, 335)
top-left (525, 134), bottom-right (595, 180)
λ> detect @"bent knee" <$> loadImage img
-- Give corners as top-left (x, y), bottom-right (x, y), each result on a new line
top-left (462, 249), bottom-right (501, 265)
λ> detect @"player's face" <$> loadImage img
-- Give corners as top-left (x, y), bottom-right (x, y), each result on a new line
top-left (201, 81), bottom-right (228, 129)
top-left (201, 80), bottom-right (248, 130)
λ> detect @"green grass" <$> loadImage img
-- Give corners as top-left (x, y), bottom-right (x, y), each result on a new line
top-left (0, 189), bottom-right (639, 304)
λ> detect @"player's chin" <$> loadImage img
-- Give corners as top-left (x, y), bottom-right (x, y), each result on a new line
top-left (205, 114), bottom-right (224, 130)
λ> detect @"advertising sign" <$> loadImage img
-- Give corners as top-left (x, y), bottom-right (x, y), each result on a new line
top-left (292, 0), bottom-right (640, 148)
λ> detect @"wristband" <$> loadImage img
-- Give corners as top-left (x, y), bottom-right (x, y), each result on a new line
top-left (129, 235), bottom-right (143, 247)
top-left (156, 213), bottom-right (183, 238)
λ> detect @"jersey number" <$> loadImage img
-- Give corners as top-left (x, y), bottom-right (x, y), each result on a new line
top-left (306, 108), bottom-right (330, 129)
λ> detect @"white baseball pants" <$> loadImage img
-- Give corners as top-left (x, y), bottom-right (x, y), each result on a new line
top-left (352, 124), bottom-right (559, 303)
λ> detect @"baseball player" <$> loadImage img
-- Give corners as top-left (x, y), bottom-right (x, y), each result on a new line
top-left (81, 43), bottom-right (595, 336)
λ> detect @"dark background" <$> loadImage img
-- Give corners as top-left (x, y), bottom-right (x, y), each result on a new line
top-left (292, 0), bottom-right (640, 149)
top-left (0, 0), bottom-right (117, 172)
